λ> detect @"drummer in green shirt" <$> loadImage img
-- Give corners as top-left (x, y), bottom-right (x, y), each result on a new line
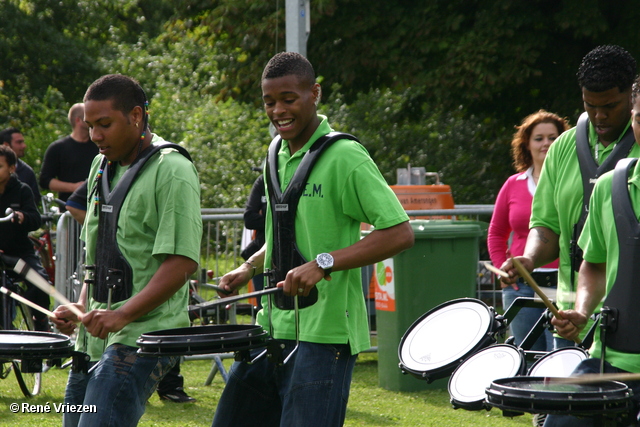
top-left (501, 45), bottom-right (640, 348)
top-left (543, 76), bottom-right (640, 427)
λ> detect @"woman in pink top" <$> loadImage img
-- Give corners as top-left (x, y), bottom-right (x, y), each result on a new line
top-left (488, 110), bottom-right (569, 351)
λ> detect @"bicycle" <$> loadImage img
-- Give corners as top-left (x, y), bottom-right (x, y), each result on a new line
top-left (0, 208), bottom-right (42, 397)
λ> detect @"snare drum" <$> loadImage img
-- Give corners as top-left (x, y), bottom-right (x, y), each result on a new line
top-left (486, 376), bottom-right (633, 417)
top-left (399, 298), bottom-right (503, 383)
top-left (136, 324), bottom-right (269, 356)
top-left (448, 344), bottom-right (526, 410)
top-left (527, 347), bottom-right (588, 378)
top-left (0, 330), bottom-right (73, 360)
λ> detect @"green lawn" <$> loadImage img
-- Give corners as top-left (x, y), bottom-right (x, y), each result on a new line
top-left (0, 352), bottom-right (533, 426)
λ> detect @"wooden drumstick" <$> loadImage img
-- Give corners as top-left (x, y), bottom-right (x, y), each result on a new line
top-left (511, 257), bottom-right (582, 345)
top-left (13, 258), bottom-right (84, 320)
top-left (484, 262), bottom-right (509, 278)
top-left (0, 286), bottom-right (56, 318)
top-left (546, 372), bottom-right (640, 385)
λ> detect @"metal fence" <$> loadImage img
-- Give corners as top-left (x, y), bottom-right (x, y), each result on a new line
top-left (54, 205), bottom-right (497, 310)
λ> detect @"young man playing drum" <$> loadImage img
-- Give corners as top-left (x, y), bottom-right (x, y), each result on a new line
top-left (51, 74), bottom-right (202, 427)
top-left (211, 52), bottom-right (414, 427)
top-left (545, 77), bottom-right (640, 426)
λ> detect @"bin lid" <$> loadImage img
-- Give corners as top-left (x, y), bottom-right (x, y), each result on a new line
top-left (408, 219), bottom-right (483, 239)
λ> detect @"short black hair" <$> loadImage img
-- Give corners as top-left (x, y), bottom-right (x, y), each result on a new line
top-left (577, 45), bottom-right (637, 93)
top-left (84, 74), bottom-right (147, 119)
top-left (0, 144), bottom-right (17, 167)
top-left (632, 76), bottom-right (640, 104)
top-left (0, 127), bottom-right (21, 145)
top-left (262, 52), bottom-right (316, 86)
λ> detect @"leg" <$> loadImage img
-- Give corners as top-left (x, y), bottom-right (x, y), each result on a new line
top-left (76, 344), bottom-right (175, 427)
top-left (157, 359), bottom-right (196, 403)
top-left (211, 348), bottom-right (281, 427)
top-left (280, 341), bottom-right (357, 427)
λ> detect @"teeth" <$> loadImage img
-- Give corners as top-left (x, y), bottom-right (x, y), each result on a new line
top-left (277, 119), bottom-right (293, 127)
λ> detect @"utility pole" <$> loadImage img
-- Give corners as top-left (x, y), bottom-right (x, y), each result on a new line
top-left (286, 0), bottom-right (310, 56)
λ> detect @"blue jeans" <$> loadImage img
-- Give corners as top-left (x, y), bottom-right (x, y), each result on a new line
top-left (63, 343), bottom-right (176, 427)
top-left (211, 340), bottom-right (357, 427)
top-left (502, 284), bottom-right (552, 351)
top-left (543, 358), bottom-right (640, 426)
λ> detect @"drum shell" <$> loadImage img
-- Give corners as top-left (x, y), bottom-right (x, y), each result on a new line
top-left (448, 344), bottom-right (526, 411)
top-left (136, 324), bottom-right (269, 356)
top-left (0, 330), bottom-right (73, 360)
top-left (486, 376), bottom-right (633, 416)
top-left (398, 298), bottom-right (502, 383)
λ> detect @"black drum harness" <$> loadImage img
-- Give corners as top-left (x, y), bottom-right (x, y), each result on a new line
top-left (85, 142), bottom-right (191, 307)
top-left (263, 131), bottom-right (358, 311)
top-left (599, 158), bottom-right (640, 365)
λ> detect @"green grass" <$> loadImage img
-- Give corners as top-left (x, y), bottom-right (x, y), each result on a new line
top-left (0, 352), bottom-right (533, 426)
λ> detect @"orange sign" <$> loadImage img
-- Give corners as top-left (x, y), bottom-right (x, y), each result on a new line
top-left (373, 259), bottom-right (396, 311)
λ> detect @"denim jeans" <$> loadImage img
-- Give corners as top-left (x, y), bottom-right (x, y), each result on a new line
top-left (543, 358), bottom-right (640, 427)
top-left (211, 340), bottom-right (357, 427)
top-left (63, 343), bottom-right (176, 427)
top-left (502, 283), bottom-right (552, 351)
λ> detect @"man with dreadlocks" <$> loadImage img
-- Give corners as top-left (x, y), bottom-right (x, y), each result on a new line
top-left (51, 74), bottom-right (202, 427)
top-left (501, 45), bottom-right (640, 350)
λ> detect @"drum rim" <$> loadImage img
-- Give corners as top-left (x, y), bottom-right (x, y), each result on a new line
top-left (0, 330), bottom-right (72, 349)
top-left (138, 324), bottom-right (265, 342)
top-left (398, 298), bottom-right (495, 376)
top-left (486, 376), bottom-right (632, 415)
top-left (448, 344), bottom-right (525, 405)
top-left (136, 333), bottom-right (269, 356)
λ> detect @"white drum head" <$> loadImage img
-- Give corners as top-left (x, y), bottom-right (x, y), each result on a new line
top-left (449, 344), bottom-right (524, 405)
top-left (527, 347), bottom-right (588, 378)
top-left (400, 300), bottom-right (493, 374)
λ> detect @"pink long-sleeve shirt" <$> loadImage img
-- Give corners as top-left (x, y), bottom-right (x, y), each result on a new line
top-left (488, 169), bottom-right (559, 270)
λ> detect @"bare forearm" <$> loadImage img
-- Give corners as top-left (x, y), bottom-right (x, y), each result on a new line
top-left (523, 226), bottom-right (560, 268)
top-left (575, 261), bottom-right (606, 317)
top-left (117, 255), bottom-right (198, 323)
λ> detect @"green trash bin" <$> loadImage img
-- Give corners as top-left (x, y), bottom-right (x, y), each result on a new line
top-left (373, 219), bottom-right (484, 392)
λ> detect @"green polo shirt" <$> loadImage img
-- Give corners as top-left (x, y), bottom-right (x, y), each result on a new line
top-left (530, 119), bottom-right (640, 340)
top-left (578, 160), bottom-right (640, 373)
top-left (78, 134), bottom-right (203, 361)
top-left (258, 116), bottom-right (409, 355)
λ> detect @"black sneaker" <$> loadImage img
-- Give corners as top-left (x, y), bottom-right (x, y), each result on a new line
top-left (158, 388), bottom-right (196, 403)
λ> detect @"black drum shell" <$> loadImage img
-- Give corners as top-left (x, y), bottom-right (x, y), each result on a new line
top-left (485, 376), bottom-right (633, 416)
top-left (136, 324), bottom-right (269, 356)
top-left (0, 330), bottom-right (73, 360)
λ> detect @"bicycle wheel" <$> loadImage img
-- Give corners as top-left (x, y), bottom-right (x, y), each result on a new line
top-left (12, 302), bottom-right (42, 397)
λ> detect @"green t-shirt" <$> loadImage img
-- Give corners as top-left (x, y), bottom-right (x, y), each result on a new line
top-left (578, 159), bottom-right (640, 373)
top-left (258, 116), bottom-right (409, 355)
top-left (78, 134), bottom-right (203, 360)
top-left (530, 120), bottom-right (640, 340)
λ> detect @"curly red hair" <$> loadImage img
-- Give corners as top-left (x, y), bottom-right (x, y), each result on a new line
top-left (511, 110), bottom-right (570, 172)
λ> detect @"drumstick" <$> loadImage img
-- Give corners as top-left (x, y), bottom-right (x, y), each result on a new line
top-left (484, 262), bottom-right (509, 278)
top-left (0, 286), bottom-right (56, 318)
top-left (13, 258), bottom-right (84, 320)
top-left (511, 257), bottom-right (582, 345)
top-left (199, 287), bottom-right (282, 307)
top-left (546, 372), bottom-right (640, 385)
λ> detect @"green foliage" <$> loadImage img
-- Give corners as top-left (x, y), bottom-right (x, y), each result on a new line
top-left (323, 86), bottom-right (511, 204)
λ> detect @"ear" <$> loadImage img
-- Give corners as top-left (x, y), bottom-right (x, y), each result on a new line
top-left (129, 105), bottom-right (144, 126)
top-left (312, 83), bottom-right (322, 106)
top-left (8, 164), bottom-right (16, 174)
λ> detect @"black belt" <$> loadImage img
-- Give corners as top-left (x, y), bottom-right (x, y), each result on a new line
top-left (519, 271), bottom-right (557, 288)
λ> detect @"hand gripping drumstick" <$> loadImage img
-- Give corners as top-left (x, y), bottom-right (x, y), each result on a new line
top-left (13, 258), bottom-right (84, 320)
top-left (510, 257), bottom-right (582, 345)
top-left (0, 286), bottom-right (56, 318)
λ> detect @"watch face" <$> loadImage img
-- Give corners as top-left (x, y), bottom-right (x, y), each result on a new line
top-left (317, 253), bottom-right (333, 269)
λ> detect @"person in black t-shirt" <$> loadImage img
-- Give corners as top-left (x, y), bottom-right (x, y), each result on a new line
top-left (39, 103), bottom-right (98, 202)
